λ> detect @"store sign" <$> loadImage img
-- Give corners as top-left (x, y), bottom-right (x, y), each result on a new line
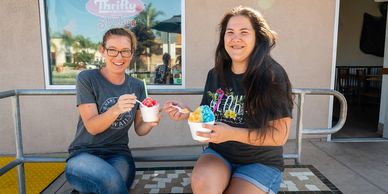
top-left (86, 0), bottom-right (145, 17)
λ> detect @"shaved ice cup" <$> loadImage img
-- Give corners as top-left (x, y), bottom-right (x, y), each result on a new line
top-left (140, 104), bottom-right (159, 122)
top-left (188, 120), bottom-right (215, 141)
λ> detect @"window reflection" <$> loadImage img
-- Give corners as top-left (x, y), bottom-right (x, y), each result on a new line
top-left (42, 0), bottom-right (183, 87)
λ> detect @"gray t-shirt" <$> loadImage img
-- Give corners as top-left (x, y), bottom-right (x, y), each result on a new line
top-left (68, 69), bottom-right (146, 159)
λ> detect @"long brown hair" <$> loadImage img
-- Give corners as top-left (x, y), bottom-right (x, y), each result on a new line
top-left (101, 28), bottom-right (137, 51)
top-left (214, 6), bottom-right (293, 141)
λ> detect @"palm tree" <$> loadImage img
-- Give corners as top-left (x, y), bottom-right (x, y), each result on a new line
top-left (73, 36), bottom-right (92, 52)
top-left (71, 35), bottom-right (100, 67)
top-left (136, 3), bottom-right (164, 28)
top-left (61, 30), bottom-right (75, 64)
top-left (133, 3), bottom-right (164, 71)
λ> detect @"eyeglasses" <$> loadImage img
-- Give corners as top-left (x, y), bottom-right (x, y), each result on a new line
top-left (105, 48), bottom-right (132, 58)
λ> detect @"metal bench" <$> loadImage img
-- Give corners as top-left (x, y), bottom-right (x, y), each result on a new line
top-left (0, 88), bottom-right (347, 194)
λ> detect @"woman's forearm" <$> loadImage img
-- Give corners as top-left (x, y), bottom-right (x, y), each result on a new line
top-left (79, 103), bottom-right (121, 135)
top-left (232, 117), bottom-right (291, 146)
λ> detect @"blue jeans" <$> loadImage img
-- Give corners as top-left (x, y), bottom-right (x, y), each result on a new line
top-left (65, 152), bottom-right (135, 194)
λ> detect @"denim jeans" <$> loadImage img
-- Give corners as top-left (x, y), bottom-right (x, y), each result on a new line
top-left (65, 152), bottom-right (136, 194)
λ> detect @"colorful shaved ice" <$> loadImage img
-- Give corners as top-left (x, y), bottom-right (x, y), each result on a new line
top-left (188, 105), bottom-right (215, 122)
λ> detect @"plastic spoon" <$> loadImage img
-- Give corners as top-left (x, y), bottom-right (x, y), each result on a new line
top-left (136, 99), bottom-right (144, 106)
top-left (171, 105), bottom-right (189, 113)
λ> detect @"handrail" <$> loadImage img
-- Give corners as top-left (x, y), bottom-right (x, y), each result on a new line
top-left (0, 88), bottom-right (347, 194)
top-left (293, 88), bottom-right (347, 135)
top-left (0, 90), bottom-right (16, 99)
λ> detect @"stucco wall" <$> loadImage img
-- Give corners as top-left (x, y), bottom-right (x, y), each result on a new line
top-left (0, 0), bottom-right (337, 154)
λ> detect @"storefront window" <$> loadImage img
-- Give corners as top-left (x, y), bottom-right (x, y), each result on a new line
top-left (39, 0), bottom-right (184, 89)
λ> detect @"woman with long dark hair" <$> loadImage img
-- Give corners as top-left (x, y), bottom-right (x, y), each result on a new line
top-left (164, 6), bottom-right (293, 194)
top-left (154, 53), bottom-right (171, 84)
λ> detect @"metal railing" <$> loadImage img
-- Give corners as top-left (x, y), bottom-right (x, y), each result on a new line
top-left (0, 88), bottom-right (347, 194)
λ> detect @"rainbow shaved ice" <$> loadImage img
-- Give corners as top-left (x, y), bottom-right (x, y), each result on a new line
top-left (189, 105), bottom-right (215, 122)
top-left (187, 105), bottom-right (215, 141)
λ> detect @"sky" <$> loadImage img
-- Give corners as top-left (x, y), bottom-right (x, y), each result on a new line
top-left (47, 0), bottom-right (181, 42)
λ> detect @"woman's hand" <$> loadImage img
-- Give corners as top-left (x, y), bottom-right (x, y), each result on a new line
top-left (198, 122), bottom-right (236, 144)
top-left (142, 106), bottom-right (163, 127)
top-left (112, 94), bottom-right (137, 115)
top-left (163, 101), bottom-right (190, 121)
top-left (134, 107), bottom-right (163, 136)
top-left (78, 93), bottom-right (137, 136)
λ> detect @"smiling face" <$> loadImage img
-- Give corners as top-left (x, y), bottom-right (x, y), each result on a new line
top-left (100, 35), bottom-right (133, 75)
top-left (224, 15), bottom-right (256, 69)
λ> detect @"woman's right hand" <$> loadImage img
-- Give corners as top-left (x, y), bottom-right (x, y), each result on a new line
top-left (112, 94), bottom-right (137, 115)
top-left (163, 101), bottom-right (190, 121)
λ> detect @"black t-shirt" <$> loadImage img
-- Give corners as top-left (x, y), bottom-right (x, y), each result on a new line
top-left (200, 69), bottom-right (292, 171)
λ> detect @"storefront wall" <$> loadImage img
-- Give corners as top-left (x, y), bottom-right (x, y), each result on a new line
top-left (0, 0), bottom-right (336, 154)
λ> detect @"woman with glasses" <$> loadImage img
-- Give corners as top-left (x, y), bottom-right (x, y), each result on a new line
top-left (65, 28), bottom-right (161, 194)
top-left (164, 6), bottom-right (293, 194)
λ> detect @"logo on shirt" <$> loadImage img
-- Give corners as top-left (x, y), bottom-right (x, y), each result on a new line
top-left (208, 88), bottom-right (245, 125)
top-left (100, 97), bottom-right (132, 129)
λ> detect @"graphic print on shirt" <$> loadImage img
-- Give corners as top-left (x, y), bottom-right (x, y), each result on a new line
top-left (100, 97), bottom-right (132, 129)
top-left (207, 88), bottom-right (245, 125)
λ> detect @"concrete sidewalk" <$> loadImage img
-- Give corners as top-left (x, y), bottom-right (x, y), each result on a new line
top-left (294, 139), bottom-right (388, 194)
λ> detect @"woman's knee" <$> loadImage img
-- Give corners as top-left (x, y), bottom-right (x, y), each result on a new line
top-left (191, 169), bottom-right (205, 186)
top-left (65, 153), bottom-right (128, 193)
top-left (107, 155), bottom-right (136, 188)
top-left (66, 153), bottom-right (104, 179)
top-left (125, 167), bottom-right (136, 188)
top-left (99, 174), bottom-right (128, 194)
top-left (191, 155), bottom-right (230, 194)
top-left (191, 172), bottom-right (224, 194)
top-left (191, 171), bottom-right (210, 192)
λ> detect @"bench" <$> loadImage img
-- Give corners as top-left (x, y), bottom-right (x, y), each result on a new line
top-left (0, 88), bottom-right (347, 194)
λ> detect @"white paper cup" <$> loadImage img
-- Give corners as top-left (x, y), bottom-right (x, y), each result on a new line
top-left (188, 120), bottom-right (214, 141)
top-left (140, 104), bottom-right (159, 122)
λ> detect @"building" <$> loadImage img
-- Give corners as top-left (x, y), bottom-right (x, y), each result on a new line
top-left (0, 0), bottom-right (387, 155)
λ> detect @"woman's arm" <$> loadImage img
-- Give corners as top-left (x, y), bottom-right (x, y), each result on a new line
top-left (78, 103), bottom-right (119, 135)
top-left (200, 117), bottom-right (291, 146)
top-left (79, 94), bottom-right (137, 135)
top-left (235, 117), bottom-right (291, 146)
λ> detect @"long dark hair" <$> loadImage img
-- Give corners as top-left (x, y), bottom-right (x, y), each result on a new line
top-left (162, 53), bottom-right (171, 66)
top-left (214, 6), bottom-right (293, 141)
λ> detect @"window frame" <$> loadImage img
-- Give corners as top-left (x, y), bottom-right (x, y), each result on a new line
top-left (39, 0), bottom-right (186, 89)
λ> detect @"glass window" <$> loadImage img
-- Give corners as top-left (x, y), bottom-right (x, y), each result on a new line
top-left (39, 0), bottom-right (185, 89)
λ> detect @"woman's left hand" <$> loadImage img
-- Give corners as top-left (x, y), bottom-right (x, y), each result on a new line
top-left (198, 122), bottom-right (236, 143)
top-left (144, 106), bottom-right (163, 127)
top-left (134, 107), bottom-right (162, 136)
